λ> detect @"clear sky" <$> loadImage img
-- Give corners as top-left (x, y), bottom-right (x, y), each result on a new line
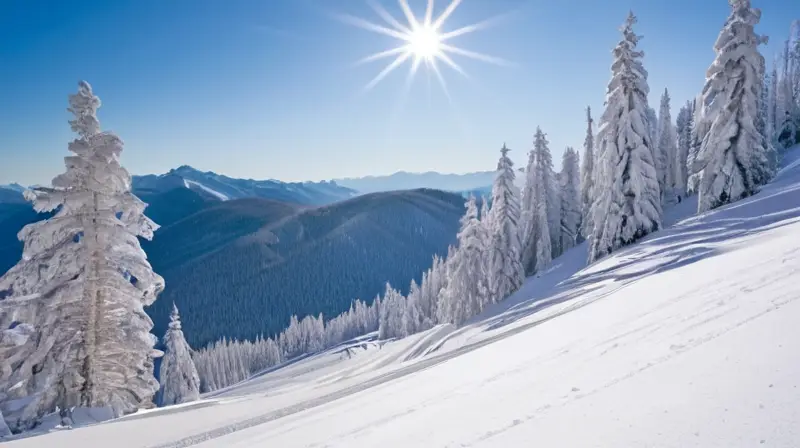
top-left (0, 0), bottom-right (795, 186)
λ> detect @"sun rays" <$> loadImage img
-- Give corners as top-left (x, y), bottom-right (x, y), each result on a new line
top-left (340, 0), bottom-right (509, 95)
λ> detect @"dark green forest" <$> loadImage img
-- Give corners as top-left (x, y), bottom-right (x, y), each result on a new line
top-left (145, 189), bottom-right (463, 347)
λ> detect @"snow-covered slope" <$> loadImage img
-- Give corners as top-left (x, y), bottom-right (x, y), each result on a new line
top-left (8, 146), bottom-right (800, 447)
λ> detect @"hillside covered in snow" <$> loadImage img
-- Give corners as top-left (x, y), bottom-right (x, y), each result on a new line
top-left (9, 146), bottom-right (799, 447)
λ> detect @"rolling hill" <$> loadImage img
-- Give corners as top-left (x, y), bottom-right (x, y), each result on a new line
top-left (145, 188), bottom-right (465, 347)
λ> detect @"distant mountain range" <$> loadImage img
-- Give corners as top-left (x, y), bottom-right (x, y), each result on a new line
top-left (1, 167), bottom-right (358, 207)
top-left (133, 166), bottom-right (357, 206)
top-left (0, 167), bottom-right (467, 348)
top-left (2, 166), bottom-right (517, 207)
top-left (332, 171), bottom-right (497, 194)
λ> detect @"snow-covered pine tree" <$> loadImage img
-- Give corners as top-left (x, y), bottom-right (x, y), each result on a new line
top-left (775, 34), bottom-right (800, 151)
top-left (0, 81), bottom-right (164, 430)
top-left (758, 63), bottom-right (779, 178)
top-left (520, 128), bottom-right (555, 273)
top-left (439, 197), bottom-right (489, 325)
top-left (695, 0), bottom-right (770, 213)
top-left (580, 106), bottom-right (595, 240)
top-left (405, 279), bottom-right (423, 334)
top-left (487, 144), bottom-right (524, 303)
top-left (687, 97), bottom-right (704, 195)
top-left (675, 101), bottom-right (693, 198)
top-left (657, 88), bottom-right (679, 204)
top-left (559, 147), bottom-right (581, 252)
top-left (378, 283), bottom-right (407, 340)
top-left (653, 91), bottom-right (669, 200)
top-left (768, 62), bottom-right (778, 142)
top-left (589, 12), bottom-right (662, 263)
top-left (547, 160), bottom-right (562, 259)
top-left (158, 304), bottom-right (200, 407)
top-left (646, 106), bottom-right (659, 150)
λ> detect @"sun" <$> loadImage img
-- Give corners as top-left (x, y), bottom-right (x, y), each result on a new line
top-left (339, 0), bottom-right (509, 94)
top-left (407, 25), bottom-right (442, 60)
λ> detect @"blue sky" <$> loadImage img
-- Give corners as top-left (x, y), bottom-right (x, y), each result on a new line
top-left (0, 0), bottom-right (795, 185)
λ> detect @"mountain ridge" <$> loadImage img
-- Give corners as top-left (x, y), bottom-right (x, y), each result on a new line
top-left (331, 170), bottom-right (497, 194)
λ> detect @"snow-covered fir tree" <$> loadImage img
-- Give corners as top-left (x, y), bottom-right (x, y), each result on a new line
top-left (378, 283), bottom-right (407, 340)
top-left (486, 144), bottom-right (524, 303)
top-left (405, 279), bottom-right (423, 334)
top-left (0, 81), bottom-right (164, 430)
top-left (158, 304), bottom-right (200, 407)
top-left (675, 100), bottom-right (695, 197)
top-left (758, 65), bottom-right (778, 177)
top-left (438, 197), bottom-right (490, 325)
top-left (520, 128), bottom-right (555, 273)
top-left (589, 12), bottom-right (662, 263)
top-left (768, 62), bottom-right (779, 142)
top-left (657, 88), bottom-right (679, 203)
top-left (418, 254), bottom-right (446, 327)
top-left (646, 106), bottom-right (659, 149)
top-left (580, 106), bottom-right (595, 239)
top-left (559, 147), bottom-right (582, 252)
top-left (687, 96), bottom-right (704, 195)
top-left (695, 0), bottom-right (770, 213)
top-left (478, 196), bottom-right (493, 286)
top-left (775, 33), bottom-right (800, 151)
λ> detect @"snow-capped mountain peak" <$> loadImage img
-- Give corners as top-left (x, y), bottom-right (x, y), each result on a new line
top-left (132, 166), bottom-right (357, 206)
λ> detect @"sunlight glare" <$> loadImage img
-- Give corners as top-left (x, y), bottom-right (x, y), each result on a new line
top-left (407, 25), bottom-right (442, 60)
top-left (342, 0), bottom-right (510, 94)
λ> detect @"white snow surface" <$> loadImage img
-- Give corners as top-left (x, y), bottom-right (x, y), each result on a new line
top-left (7, 147), bottom-right (800, 447)
top-left (182, 179), bottom-right (229, 201)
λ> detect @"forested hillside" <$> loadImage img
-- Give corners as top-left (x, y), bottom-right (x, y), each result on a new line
top-left (0, 183), bottom-right (463, 350)
top-left (146, 188), bottom-right (464, 348)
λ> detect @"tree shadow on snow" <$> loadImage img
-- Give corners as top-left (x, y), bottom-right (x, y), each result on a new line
top-left (469, 163), bottom-right (800, 336)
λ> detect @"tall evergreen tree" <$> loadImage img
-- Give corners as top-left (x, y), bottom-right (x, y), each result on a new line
top-left (0, 81), bottom-right (163, 430)
top-left (646, 106), bottom-right (659, 150)
top-left (695, 0), bottom-right (770, 213)
top-left (589, 12), bottom-right (662, 263)
top-left (580, 106), bottom-right (595, 239)
top-left (405, 279), bottom-right (423, 334)
top-left (775, 36), bottom-right (800, 151)
top-left (487, 144), bottom-right (524, 303)
top-left (559, 148), bottom-right (582, 252)
top-left (657, 88), bottom-right (679, 203)
top-left (687, 97), bottom-right (704, 195)
top-left (675, 101), bottom-right (693, 197)
top-left (768, 62), bottom-right (778, 142)
top-left (521, 128), bottom-right (555, 273)
top-left (439, 197), bottom-right (490, 325)
top-left (158, 304), bottom-right (200, 407)
top-left (758, 64), bottom-right (778, 178)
